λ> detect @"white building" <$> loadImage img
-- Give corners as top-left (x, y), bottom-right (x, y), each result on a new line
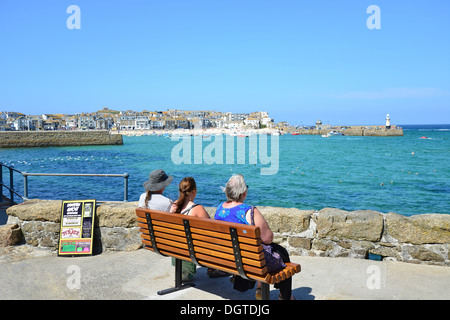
top-left (261, 116), bottom-right (273, 127)
top-left (224, 121), bottom-right (244, 130)
top-left (244, 117), bottom-right (260, 128)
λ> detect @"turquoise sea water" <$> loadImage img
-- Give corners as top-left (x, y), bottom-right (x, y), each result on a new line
top-left (1, 125), bottom-right (449, 216)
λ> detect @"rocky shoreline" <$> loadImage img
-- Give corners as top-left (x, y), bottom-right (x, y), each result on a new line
top-left (3, 200), bottom-right (449, 266)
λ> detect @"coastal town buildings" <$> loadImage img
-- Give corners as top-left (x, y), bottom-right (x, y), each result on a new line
top-left (0, 109), bottom-right (402, 136)
top-left (0, 109), bottom-right (275, 132)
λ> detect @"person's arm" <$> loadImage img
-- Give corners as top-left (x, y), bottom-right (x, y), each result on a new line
top-left (190, 205), bottom-right (211, 219)
top-left (250, 207), bottom-right (273, 244)
top-left (169, 203), bottom-right (177, 213)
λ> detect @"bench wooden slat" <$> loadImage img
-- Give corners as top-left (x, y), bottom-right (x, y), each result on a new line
top-left (142, 241), bottom-right (268, 276)
top-left (145, 246), bottom-right (268, 282)
top-left (142, 236), bottom-right (267, 271)
top-left (197, 259), bottom-right (272, 283)
top-left (195, 246), bottom-right (265, 268)
top-left (139, 226), bottom-right (264, 260)
top-left (286, 262), bottom-right (301, 273)
top-left (141, 234), bottom-right (265, 268)
top-left (195, 252), bottom-right (267, 275)
top-left (143, 241), bottom-right (190, 260)
top-left (153, 236), bottom-right (188, 251)
top-left (138, 218), bottom-right (261, 246)
top-left (192, 232), bottom-right (262, 254)
top-left (266, 263), bottom-right (302, 285)
top-left (139, 224), bottom-right (263, 254)
top-left (193, 240), bottom-right (264, 262)
top-left (144, 245), bottom-right (193, 264)
top-left (136, 209), bottom-right (260, 239)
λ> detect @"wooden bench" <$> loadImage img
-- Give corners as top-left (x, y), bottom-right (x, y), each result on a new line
top-left (136, 208), bottom-right (301, 300)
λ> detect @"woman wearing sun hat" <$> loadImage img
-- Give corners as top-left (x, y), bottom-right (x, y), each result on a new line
top-left (138, 169), bottom-right (173, 211)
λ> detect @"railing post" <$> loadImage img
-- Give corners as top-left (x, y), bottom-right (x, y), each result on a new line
top-left (123, 172), bottom-right (129, 202)
top-left (9, 167), bottom-right (14, 205)
top-left (0, 164), bottom-right (3, 200)
top-left (22, 172), bottom-right (29, 200)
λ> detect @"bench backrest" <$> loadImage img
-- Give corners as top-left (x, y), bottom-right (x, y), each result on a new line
top-left (136, 208), bottom-right (272, 283)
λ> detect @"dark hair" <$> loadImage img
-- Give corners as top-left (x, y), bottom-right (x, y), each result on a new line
top-left (173, 177), bottom-right (197, 214)
top-left (144, 190), bottom-right (156, 208)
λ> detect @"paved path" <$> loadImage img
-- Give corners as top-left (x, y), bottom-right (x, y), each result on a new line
top-left (0, 246), bottom-right (449, 300)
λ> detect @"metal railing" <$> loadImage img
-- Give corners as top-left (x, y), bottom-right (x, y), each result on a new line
top-left (0, 164), bottom-right (24, 206)
top-left (1, 163), bottom-right (129, 204)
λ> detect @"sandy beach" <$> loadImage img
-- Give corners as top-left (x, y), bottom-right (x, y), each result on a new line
top-left (110, 127), bottom-right (282, 136)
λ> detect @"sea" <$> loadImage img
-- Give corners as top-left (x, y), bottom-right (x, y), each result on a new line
top-left (1, 124), bottom-right (449, 217)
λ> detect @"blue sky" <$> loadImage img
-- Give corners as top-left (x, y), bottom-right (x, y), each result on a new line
top-left (0, 1), bottom-right (449, 125)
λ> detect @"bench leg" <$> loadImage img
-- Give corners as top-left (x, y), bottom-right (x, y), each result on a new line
top-left (157, 258), bottom-right (195, 296)
top-left (261, 283), bottom-right (270, 300)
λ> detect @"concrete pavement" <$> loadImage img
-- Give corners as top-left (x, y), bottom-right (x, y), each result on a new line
top-left (0, 245), bottom-right (449, 300)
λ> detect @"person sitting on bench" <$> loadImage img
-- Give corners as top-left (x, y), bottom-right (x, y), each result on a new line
top-left (170, 176), bottom-right (228, 279)
top-left (214, 174), bottom-right (295, 300)
top-left (170, 177), bottom-right (210, 218)
top-left (138, 169), bottom-right (173, 212)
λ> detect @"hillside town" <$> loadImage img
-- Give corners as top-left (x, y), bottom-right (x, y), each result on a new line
top-left (0, 108), bottom-right (278, 132)
top-left (0, 109), bottom-right (403, 137)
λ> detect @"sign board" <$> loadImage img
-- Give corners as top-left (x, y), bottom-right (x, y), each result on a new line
top-left (58, 200), bottom-right (96, 256)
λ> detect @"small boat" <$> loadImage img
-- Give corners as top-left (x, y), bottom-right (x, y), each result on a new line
top-left (420, 136), bottom-right (429, 139)
top-left (291, 132), bottom-right (300, 135)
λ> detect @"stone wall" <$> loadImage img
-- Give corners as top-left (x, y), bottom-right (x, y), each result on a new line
top-left (0, 131), bottom-right (123, 148)
top-left (261, 207), bottom-right (449, 266)
top-left (5, 200), bottom-right (449, 266)
top-left (296, 127), bottom-right (403, 136)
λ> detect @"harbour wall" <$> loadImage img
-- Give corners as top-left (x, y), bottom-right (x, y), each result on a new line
top-left (4, 200), bottom-right (449, 266)
top-left (0, 131), bottom-right (123, 148)
top-left (295, 126), bottom-right (404, 136)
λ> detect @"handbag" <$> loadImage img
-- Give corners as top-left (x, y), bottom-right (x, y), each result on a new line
top-left (262, 243), bottom-right (286, 273)
top-left (249, 206), bottom-right (286, 273)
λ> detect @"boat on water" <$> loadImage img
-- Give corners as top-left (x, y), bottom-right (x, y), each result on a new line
top-left (322, 130), bottom-right (344, 138)
top-left (291, 132), bottom-right (300, 135)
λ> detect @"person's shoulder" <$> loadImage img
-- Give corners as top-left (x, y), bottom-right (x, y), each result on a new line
top-left (241, 203), bottom-right (254, 210)
top-left (191, 203), bottom-right (210, 218)
top-left (215, 202), bottom-right (224, 210)
top-left (152, 193), bottom-right (171, 202)
top-left (191, 203), bottom-right (207, 212)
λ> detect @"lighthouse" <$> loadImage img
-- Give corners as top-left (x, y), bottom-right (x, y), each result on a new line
top-left (385, 114), bottom-right (391, 129)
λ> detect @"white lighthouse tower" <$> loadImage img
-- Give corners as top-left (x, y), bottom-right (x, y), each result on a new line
top-left (385, 114), bottom-right (391, 129)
